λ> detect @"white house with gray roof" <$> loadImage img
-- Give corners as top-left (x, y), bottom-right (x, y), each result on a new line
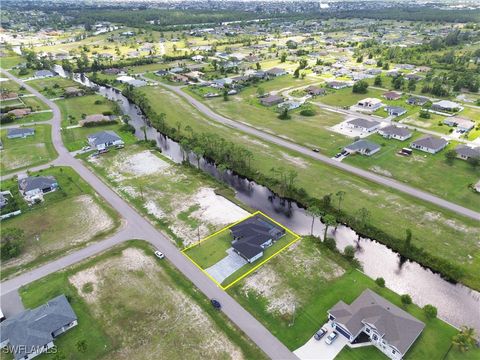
top-left (18, 175), bottom-right (58, 202)
top-left (455, 145), bottom-right (480, 161)
top-left (410, 136), bottom-right (448, 154)
top-left (7, 128), bottom-right (35, 139)
top-left (346, 118), bottom-right (381, 133)
top-left (344, 140), bottom-right (381, 156)
top-left (87, 130), bottom-right (124, 150)
top-left (378, 125), bottom-right (412, 141)
top-left (328, 289), bottom-right (425, 360)
top-left (0, 295), bottom-right (77, 360)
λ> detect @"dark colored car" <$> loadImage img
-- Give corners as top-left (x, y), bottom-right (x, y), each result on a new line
top-left (312, 148), bottom-right (320, 153)
top-left (211, 299), bottom-right (221, 309)
top-left (314, 327), bottom-right (328, 340)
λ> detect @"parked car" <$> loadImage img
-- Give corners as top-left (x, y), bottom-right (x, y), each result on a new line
top-left (334, 153), bottom-right (342, 158)
top-left (314, 327), bottom-right (328, 340)
top-left (325, 331), bottom-right (338, 345)
top-left (154, 250), bottom-right (165, 259)
top-left (98, 148), bottom-right (109, 154)
top-left (312, 148), bottom-right (320, 153)
top-left (211, 299), bottom-right (222, 310)
top-left (81, 145), bottom-right (91, 151)
top-left (115, 144), bottom-right (125, 149)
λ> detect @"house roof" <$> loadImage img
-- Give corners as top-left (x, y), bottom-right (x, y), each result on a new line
top-left (329, 289), bottom-right (425, 355)
top-left (411, 136), bottom-right (447, 151)
top-left (445, 116), bottom-right (474, 129)
top-left (347, 118), bottom-right (380, 129)
top-left (385, 106), bottom-right (406, 113)
top-left (432, 100), bottom-right (460, 109)
top-left (344, 140), bottom-right (380, 154)
top-left (455, 145), bottom-right (480, 159)
top-left (260, 94), bottom-right (283, 105)
top-left (0, 295), bottom-right (77, 360)
top-left (266, 67), bottom-right (286, 75)
top-left (7, 127), bottom-right (34, 137)
top-left (35, 70), bottom-right (54, 77)
top-left (231, 214), bottom-right (285, 260)
top-left (383, 91), bottom-right (401, 99)
top-left (87, 130), bottom-right (122, 146)
top-left (18, 176), bottom-right (57, 193)
top-left (379, 125), bottom-right (412, 138)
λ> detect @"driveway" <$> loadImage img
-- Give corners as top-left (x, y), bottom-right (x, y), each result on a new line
top-left (205, 248), bottom-right (247, 284)
top-left (294, 322), bottom-right (348, 360)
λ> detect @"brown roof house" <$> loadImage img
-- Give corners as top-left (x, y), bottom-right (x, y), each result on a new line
top-left (383, 91), bottom-right (402, 101)
top-left (260, 94), bottom-right (284, 107)
top-left (305, 85), bottom-right (326, 96)
top-left (328, 289), bottom-right (425, 360)
top-left (7, 108), bottom-right (31, 119)
top-left (79, 114), bottom-right (116, 127)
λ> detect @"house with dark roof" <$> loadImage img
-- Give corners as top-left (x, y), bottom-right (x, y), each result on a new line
top-left (383, 91), bottom-right (402, 101)
top-left (328, 289), bottom-right (425, 360)
top-left (455, 145), bottom-right (480, 161)
top-left (260, 94), bottom-right (284, 107)
top-left (327, 81), bottom-right (349, 90)
top-left (305, 85), bottom-right (326, 96)
top-left (265, 68), bottom-right (287, 77)
top-left (7, 128), bottom-right (35, 139)
top-left (0, 295), bottom-right (77, 360)
top-left (443, 117), bottom-right (475, 133)
top-left (410, 136), bottom-right (448, 154)
top-left (347, 118), bottom-right (381, 133)
top-left (18, 175), bottom-right (58, 200)
top-left (406, 96), bottom-right (428, 106)
top-left (230, 214), bottom-right (286, 263)
top-left (432, 100), bottom-right (463, 113)
top-left (378, 125), bottom-right (412, 141)
top-left (385, 106), bottom-right (407, 117)
top-left (344, 140), bottom-right (381, 156)
top-left (34, 70), bottom-right (55, 78)
top-left (87, 130), bottom-right (124, 150)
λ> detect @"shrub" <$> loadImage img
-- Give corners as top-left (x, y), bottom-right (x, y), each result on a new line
top-left (120, 123), bottom-right (136, 134)
top-left (82, 120), bottom-right (117, 127)
top-left (324, 237), bottom-right (336, 251)
top-left (343, 245), bottom-right (355, 260)
top-left (423, 304), bottom-right (437, 319)
top-left (401, 294), bottom-right (412, 306)
top-left (0, 228), bottom-right (25, 260)
top-left (375, 277), bottom-right (386, 287)
top-left (300, 109), bottom-right (316, 116)
top-left (94, 99), bottom-right (103, 105)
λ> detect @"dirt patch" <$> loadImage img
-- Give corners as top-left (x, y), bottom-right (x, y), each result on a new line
top-left (144, 199), bottom-right (166, 219)
top-left (121, 150), bottom-right (170, 176)
top-left (281, 152), bottom-right (308, 169)
top-left (370, 166), bottom-right (392, 177)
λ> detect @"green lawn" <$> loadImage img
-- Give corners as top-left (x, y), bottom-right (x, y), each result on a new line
top-left (227, 237), bottom-right (478, 360)
top-left (184, 230), bottom-right (234, 268)
top-left (28, 77), bottom-right (80, 99)
top-left (319, 87), bottom-right (385, 108)
top-left (0, 80), bottom-right (28, 94)
top-left (21, 95), bottom-right (50, 111)
top-left (15, 111), bottom-right (53, 123)
top-left (18, 241), bottom-right (266, 360)
top-left (0, 124), bottom-right (57, 174)
top-left (57, 94), bottom-right (118, 127)
top-left (0, 56), bottom-right (24, 69)
top-left (1, 166), bottom-right (120, 280)
top-left (134, 84), bottom-right (480, 290)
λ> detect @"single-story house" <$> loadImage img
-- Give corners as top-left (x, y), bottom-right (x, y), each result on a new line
top-left (431, 100), bottom-right (463, 113)
top-left (35, 69), bottom-right (55, 78)
top-left (405, 73), bottom-right (422, 81)
top-left (64, 87), bottom-right (83, 97)
top-left (103, 68), bottom-right (125, 75)
top-left (410, 136), bottom-right (448, 154)
top-left (327, 81), bottom-right (349, 90)
top-left (79, 114), bottom-right (115, 127)
top-left (455, 145), bottom-right (480, 161)
top-left (230, 214), bottom-right (286, 263)
top-left (184, 71), bottom-right (204, 81)
top-left (443, 117), bottom-right (474, 132)
top-left (278, 100), bottom-right (302, 110)
top-left (191, 55), bottom-right (204, 62)
top-left (87, 130), bottom-right (124, 150)
top-left (0, 91), bottom-right (18, 100)
top-left (378, 125), bottom-right (412, 141)
top-left (155, 70), bottom-right (169, 77)
top-left (328, 289), bottom-right (425, 360)
top-left (356, 98), bottom-right (384, 112)
top-left (169, 67), bottom-right (185, 74)
top-left (347, 118), bottom-right (381, 133)
top-left (305, 85), bottom-right (326, 96)
top-left (0, 295), bottom-right (77, 360)
top-left (383, 91), bottom-right (401, 101)
top-left (344, 140), bottom-right (381, 156)
top-left (18, 175), bottom-right (58, 199)
top-left (266, 68), bottom-right (287, 77)
top-left (7, 108), bottom-right (32, 119)
top-left (260, 94), bottom-right (284, 107)
top-left (170, 74), bottom-right (189, 83)
top-left (406, 96), bottom-right (429, 106)
top-left (7, 127), bottom-right (35, 139)
top-left (385, 106), bottom-right (407, 117)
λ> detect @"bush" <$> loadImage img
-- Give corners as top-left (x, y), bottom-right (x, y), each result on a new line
top-left (423, 304), bottom-right (437, 319)
top-left (120, 123), bottom-right (136, 134)
top-left (0, 228), bottom-right (25, 260)
top-left (82, 120), bottom-right (117, 127)
top-left (401, 294), bottom-right (412, 306)
top-left (352, 80), bottom-right (369, 94)
top-left (0, 113), bottom-right (16, 124)
top-left (300, 109), bottom-right (316, 116)
top-left (343, 245), bottom-right (355, 260)
top-left (375, 277), bottom-right (386, 287)
top-left (102, 111), bottom-right (113, 116)
top-left (324, 237), bottom-right (336, 251)
top-left (94, 99), bottom-right (103, 105)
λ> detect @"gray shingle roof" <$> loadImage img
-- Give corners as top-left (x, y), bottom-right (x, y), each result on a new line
top-left (0, 295), bottom-right (77, 360)
top-left (411, 136), bottom-right (447, 151)
top-left (7, 128), bottom-right (35, 137)
top-left (345, 140), bottom-right (380, 153)
top-left (379, 125), bottom-right (412, 138)
top-left (347, 118), bottom-right (380, 130)
top-left (87, 130), bottom-right (122, 147)
top-left (18, 176), bottom-right (57, 193)
top-left (329, 289), bottom-right (425, 355)
top-left (455, 145), bottom-right (480, 159)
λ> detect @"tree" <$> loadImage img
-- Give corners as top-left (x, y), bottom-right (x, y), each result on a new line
top-left (445, 150), bottom-right (457, 165)
top-left (374, 75), bottom-right (382, 86)
top-left (343, 245), bottom-right (355, 260)
top-left (404, 229), bottom-right (412, 254)
top-left (192, 146), bottom-right (205, 168)
top-left (76, 340), bottom-right (87, 353)
top-left (1, 228), bottom-right (25, 260)
top-left (423, 304), bottom-right (437, 319)
top-left (375, 277), bottom-right (385, 287)
top-left (256, 86), bottom-right (265, 97)
top-left (452, 326), bottom-right (476, 352)
top-left (467, 156), bottom-right (479, 169)
top-left (307, 206), bottom-right (321, 235)
top-left (408, 79), bottom-right (417, 92)
top-left (293, 67), bottom-right (300, 78)
top-left (223, 90), bottom-right (229, 101)
top-left (335, 190), bottom-right (346, 211)
top-left (323, 214), bottom-right (336, 241)
top-left (401, 294), bottom-right (412, 306)
top-left (256, 62), bottom-right (261, 70)
top-left (392, 75), bottom-right (405, 90)
top-left (352, 80), bottom-right (369, 94)
top-left (278, 108), bottom-right (290, 120)
top-left (419, 110), bottom-right (431, 119)
top-left (299, 58), bottom-right (308, 69)
top-left (280, 52), bottom-right (287, 63)
top-left (356, 207), bottom-right (370, 231)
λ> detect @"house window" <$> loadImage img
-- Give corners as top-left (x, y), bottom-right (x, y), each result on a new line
top-left (373, 335), bottom-right (378, 341)
top-left (365, 328), bottom-right (370, 333)
top-left (392, 350), bottom-right (396, 354)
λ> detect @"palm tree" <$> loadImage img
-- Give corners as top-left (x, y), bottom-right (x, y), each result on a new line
top-left (452, 326), bottom-right (476, 352)
top-left (323, 214), bottom-right (337, 241)
top-left (335, 190), bottom-right (346, 211)
top-left (306, 206), bottom-right (321, 235)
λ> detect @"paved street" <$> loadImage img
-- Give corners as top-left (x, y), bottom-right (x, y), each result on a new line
top-left (0, 70), bottom-right (297, 360)
top-left (156, 81), bottom-right (480, 221)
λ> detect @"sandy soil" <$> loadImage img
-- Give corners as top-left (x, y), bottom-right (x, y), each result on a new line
top-left (281, 152), bottom-right (308, 169)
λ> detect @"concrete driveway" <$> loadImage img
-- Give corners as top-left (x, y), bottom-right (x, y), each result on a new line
top-left (294, 322), bottom-right (348, 360)
top-left (205, 248), bottom-right (247, 284)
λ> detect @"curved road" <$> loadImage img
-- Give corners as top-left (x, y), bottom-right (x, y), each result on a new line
top-left (0, 70), bottom-right (297, 360)
top-left (156, 81), bottom-right (480, 221)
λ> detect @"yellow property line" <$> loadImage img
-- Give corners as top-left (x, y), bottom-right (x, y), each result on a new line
top-left (181, 210), bottom-right (301, 291)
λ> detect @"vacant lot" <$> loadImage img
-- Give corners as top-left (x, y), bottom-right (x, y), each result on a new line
top-left (19, 242), bottom-right (265, 360)
top-left (1, 167), bottom-right (119, 279)
top-left (57, 94), bottom-right (118, 127)
top-left (228, 237), bottom-right (477, 360)
top-left (0, 124), bottom-right (57, 174)
top-left (85, 144), bottom-right (249, 246)
top-left (28, 77), bottom-right (81, 99)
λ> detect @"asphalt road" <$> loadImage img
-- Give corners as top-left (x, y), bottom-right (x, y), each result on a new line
top-left (0, 70), bottom-right (297, 360)
top-left (157, 81), bottom-right (480, 221)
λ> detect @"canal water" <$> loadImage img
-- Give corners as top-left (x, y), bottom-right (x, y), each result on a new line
top-left (69, 70), bottom-right (479, 332)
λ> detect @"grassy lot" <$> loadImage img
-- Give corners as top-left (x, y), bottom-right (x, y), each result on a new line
top-left (18, 241), bottom-right (266, 360)
top-left (20, 95), bottom-right (50, 111)
top-left (28, 77), bottom-right (80, 99)
top-left (345, 133), bottom-right (480, 212)
top-left (184, 230), bottom-right (234, 268)
top-left (0, 124), bottom-right (57, 174)
top-left (61, 123), bottom-right (137, 151)
top-left (57, 94), bottom-right (118, 127)
top-left (14, 111), bottom-right (53, 123)
top-left (0, 56), bottom-right (24, 69)
top-left (400, 112), bottom-right (452, 134)
top-left (0, 166), bottom-right (120, 280)
top-left (227, 237), bottom-right (478, 360)
top-left (82, 143), bottom-right (250, 247)
top-left (0, 80), bottom-right (28, 94)
top-left (320, 87), bottom-right (385, 108)
top-left (135, 84), bottom-right (480, 290)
